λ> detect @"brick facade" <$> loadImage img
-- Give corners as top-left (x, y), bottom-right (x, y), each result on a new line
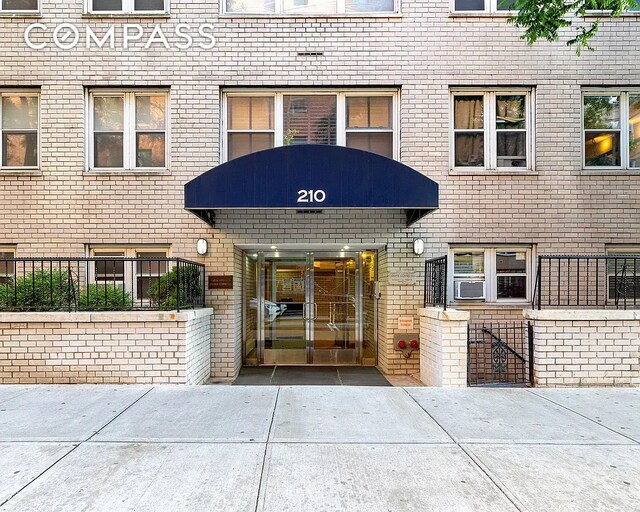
top-left (1, 2), bottom-right (639, 377)
top-left (525, 310), bottom-right (640, 387)
top-left (0, 310), bottom-right (213, 384)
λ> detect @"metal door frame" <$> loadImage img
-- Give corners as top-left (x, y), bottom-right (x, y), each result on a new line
top-left (255, 250), bottom-right (365, 365)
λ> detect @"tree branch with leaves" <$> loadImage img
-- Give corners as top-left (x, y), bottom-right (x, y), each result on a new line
top-left (507, 0), bottom-right (639, 54)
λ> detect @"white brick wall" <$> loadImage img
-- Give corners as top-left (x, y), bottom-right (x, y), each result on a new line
top-left (0, 310), bottom-right (213, 384)
top-left (0, 1), bottom-right (639, 377)
top-left (525, 310), bottom-right (640, 387)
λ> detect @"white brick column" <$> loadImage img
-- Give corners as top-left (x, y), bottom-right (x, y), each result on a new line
top-left (418, 307), bottom-right (470, 387)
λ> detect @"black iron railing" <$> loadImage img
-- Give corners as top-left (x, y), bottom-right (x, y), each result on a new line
top-left (424, 256), bottom-right (447, 310)
top-left (533, 255), bottom-right (640, 310)
top-left (468, 321), bottom-right (533, 386)
top-left (0, 257), bottom-right (205, 312)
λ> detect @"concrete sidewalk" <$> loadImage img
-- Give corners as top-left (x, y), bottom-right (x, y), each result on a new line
top-left (0, 386), bottom-right (639, 511)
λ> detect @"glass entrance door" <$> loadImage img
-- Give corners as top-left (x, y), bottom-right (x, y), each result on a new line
top-left (311, 256), bottom-right (360, 364)
top-left (260, 254), bottom-right (310, 365)
top-left (249, 251), bottom-right (371, 365)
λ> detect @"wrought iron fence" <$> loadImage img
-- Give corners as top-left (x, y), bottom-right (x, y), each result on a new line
top-left (533, 255), bottom-right (640, 310)
top-left (424, 256), bottom-right (447, 310)
top-left (468, 321), bottom-right (533, 386)
top-left (0, 257), bottom-right (205, 312)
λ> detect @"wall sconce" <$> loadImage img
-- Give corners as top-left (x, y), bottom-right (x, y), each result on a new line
top-left (413, 238), bottom-right (425, 256)
top-left (196, 238), bottom-right (208, 256)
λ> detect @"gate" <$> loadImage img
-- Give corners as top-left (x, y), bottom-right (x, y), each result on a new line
top-left (467, 321), bottom-right (533, 386)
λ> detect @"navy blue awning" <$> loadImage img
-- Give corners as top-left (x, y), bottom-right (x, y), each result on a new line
top-left (184, 145), bottom-right (439, 227)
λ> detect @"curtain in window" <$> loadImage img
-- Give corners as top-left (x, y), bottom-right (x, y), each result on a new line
top-left (454, 96), bottom-right (484, 167)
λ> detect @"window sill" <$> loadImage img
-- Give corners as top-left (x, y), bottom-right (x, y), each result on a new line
top-left (450, 301), bottom-right (531, 310)
top-left (81, 13), bottom-right (171, 19)
top-left (581, 169), bottom-right (640, 176)
top-left (449, 12), bottom-right (514, 18)
top-left (84, 169), bottom-right (170, 176)
top-left (219, 13), bottom-right (402, 19)
top-left (0, 169), bottom-right (42, 176)
top-left (449, 168), bottom-right (537, 176)
top-left (0, 12), bottom-right (41, 18)
top-left (584, 11), bottom-right (640, 17)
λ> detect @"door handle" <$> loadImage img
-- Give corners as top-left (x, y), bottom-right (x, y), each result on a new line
top-left (303, 303), bottom-right (317, 320)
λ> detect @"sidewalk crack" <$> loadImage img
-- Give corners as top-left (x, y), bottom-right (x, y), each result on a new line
top-left (403, 388), bottom-right (528, 512)
top-left (254, 386), bottom-right (280, 512)
top-left (0, 386), bottom-right (155, 509)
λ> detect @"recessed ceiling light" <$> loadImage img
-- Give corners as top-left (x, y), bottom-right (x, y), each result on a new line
top-left (344, 245), bottom-right (350, 250)
top-left (270, 245), bottom-right (277, 250)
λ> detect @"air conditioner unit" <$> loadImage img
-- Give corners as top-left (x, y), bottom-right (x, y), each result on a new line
top-left (455, 280), bottom-right (486, 300)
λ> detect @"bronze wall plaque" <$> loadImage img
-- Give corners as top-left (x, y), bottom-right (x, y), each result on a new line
top-left (208, 275), bottom-right (233, 290)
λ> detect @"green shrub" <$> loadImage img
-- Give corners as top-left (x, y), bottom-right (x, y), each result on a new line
top-left (148, 265), bottom-right (203, 311)
top-left (0, 269), bottom-right (77, 312)
top-left (78, 284), bottom-right (133, 311)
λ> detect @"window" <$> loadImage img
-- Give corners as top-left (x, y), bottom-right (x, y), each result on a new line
top-left (90, 247), bottom-right (169, 301)
top-left (451, 246), bottom-right (533, 302)
top-left (587, 2), bottom-right (640, 13)
top-left (606, 247), bottom-right (640, 301)
top-left (224, 0), bottom-right (397, 15)
top-left (583, 90), bottom-right (640, 169)
top-left (1, 91), bottom-right (39, 170)
top-left (451, 89), bottom-right (533, 171)
top-left (0, 247), bottom-right (15, 285)
top-left (87, 0), bottom-right (168, 14)
top-left (223, 90), bottom-right (398, 161)
top-left (88, 89), bottom-right (168, 171)
top-left (452, 0), bottom-right (516, 13)
top-left (0, 0), bottom-right (38, 12)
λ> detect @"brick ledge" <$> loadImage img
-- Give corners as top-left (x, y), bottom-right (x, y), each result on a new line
top-left (524, 309), bottom-right (639, 321)
top-left (418, 307), bottom-right (470, 321)
top-left (0, 308), bottom-right (213, 323)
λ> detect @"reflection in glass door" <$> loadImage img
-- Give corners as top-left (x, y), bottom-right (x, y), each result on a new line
top-left (260, 254), bottom-right (309, 365)
top-left (311, 257), bottom-right (360, 364)
top-left (244, 251), bottom-right (376, 365)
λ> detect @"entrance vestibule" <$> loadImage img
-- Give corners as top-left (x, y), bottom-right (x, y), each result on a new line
top-left (243, 250), bottom-right (377, 366)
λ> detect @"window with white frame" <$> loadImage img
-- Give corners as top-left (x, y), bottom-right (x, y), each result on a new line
top-left (1, 91), bottom-right (39, 170)
top-left (606, 246), bottom-right (640, 301)
top-left (451, 89), bottom-right (533, 170)
top-left (87, 0), bottom-right (168, 14)
top-left (224, 0), bottom-right (397, 15)
top-left (89, 246), bottom-right (169, 301)
top-left (583, 90), bottom-right (640, 169)
top-left (451, 0), bottom-right (516, 13)
top-left (223, 90), bottom-right (398, 161)
top-left (88, 89), bottom-right (168, 171)
top-left (0, 246), bottom-right (16, 285)
top-left (587, 2), bottom-right (640, 13)
top-left (451, 247), bottom-right (532, 302)
top-left (0, 0), bottom-right (38, 12)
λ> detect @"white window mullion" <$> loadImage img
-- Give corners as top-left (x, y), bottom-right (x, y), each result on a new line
top-left (337, 0), bottom-right (346, 14)
top-left (486, 249), bottom-right (495, 302)
top-left (393, 92), bottom-right (400, 160)
top-left (0, 95), bottom-right (3, 169)
top-left (274, 93), bottom-right (284, 147)
top-left (527, 91), bottom-right (533, 170)
top-left (487, 92), bottom-right (494, 170)
top-left (622, 92), bottom-right (630, 170)
top-left (124, 0), bottom-right (134, 13)
top-left (126, 92), bottom-right (134, 170)
top-left (336, 93), bottom-right (346, 147)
